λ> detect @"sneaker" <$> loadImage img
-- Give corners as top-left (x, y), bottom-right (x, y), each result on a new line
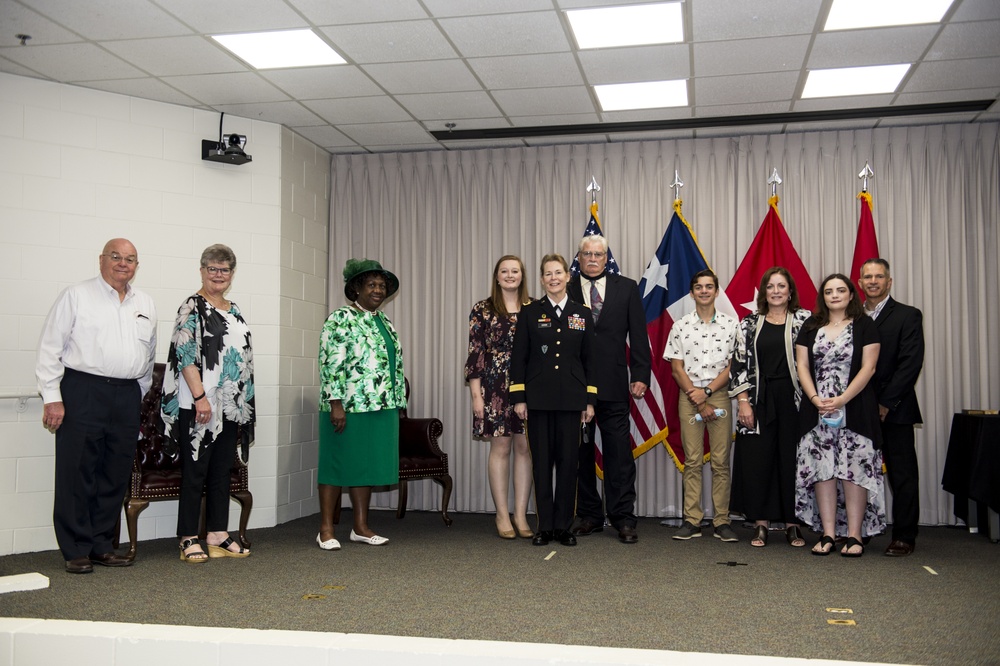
top-left (673, 521), bottom-right (702, 540)
top-left (714, 524), bottom-right (739, 542)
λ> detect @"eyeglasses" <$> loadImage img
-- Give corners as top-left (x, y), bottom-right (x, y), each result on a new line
top-left (580, 251), bottom-right (606, 259)
top-left (102, 252), bottom-right (138, 265)
top-left (204, 266), bottom-right (232, 275)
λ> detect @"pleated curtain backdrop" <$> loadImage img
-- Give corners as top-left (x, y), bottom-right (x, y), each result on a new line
top-left (326, 122), bottom-right (1000, 528)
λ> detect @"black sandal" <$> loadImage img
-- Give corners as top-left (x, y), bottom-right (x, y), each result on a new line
top-left (751, 525), bottom-right (767, 547)
top-left (811, 534), bottom-right (835, 556)
top-left (840, 537), bottom-right (864, 558)
top-left (786, 525), bottom-right (806, 547)
top-left (179, 538), bottom-right (208, 564)
top-left (207, 536), bottom-right (250, 559)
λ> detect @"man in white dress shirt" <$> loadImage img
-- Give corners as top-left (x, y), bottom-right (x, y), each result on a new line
top-left (36, 239), bottom-right (157, 573)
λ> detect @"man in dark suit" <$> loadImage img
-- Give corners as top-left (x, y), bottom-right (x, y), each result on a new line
top-left (568, 235), bottom-right (651, 544)
top-left (859, 258), bottom-right (925, 557)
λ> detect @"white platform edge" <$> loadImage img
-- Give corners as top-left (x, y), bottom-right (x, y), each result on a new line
top-left (0, 573), bottom-right (49, 594)
top-left (0, 618), bottom-right (908, 666)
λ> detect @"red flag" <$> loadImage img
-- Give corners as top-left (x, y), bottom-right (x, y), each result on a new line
top-left (850, 191), bottom-right (880, 286)
top-left (726, 196), bottom-right (817, 317)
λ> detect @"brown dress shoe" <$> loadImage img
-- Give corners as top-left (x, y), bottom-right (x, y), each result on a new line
top-left (65, 557), bottom-right (94, 574)
top-left (884, 540), bottom-right (915, 557)
top-left (571, 518), bottom-right (604, 536)
top-left (90, 552), bottom-right (133, 567)
top-left (618, 525), bottom-right (638, 544)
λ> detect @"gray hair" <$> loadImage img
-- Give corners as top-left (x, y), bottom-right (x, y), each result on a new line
top-left (200, 244), bottom-right (237, 270)
top-left (578, 235), bottom-right (609, 253)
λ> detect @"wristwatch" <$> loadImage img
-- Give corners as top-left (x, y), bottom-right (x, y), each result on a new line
top-left (703, 387), bottom-right (713, 397)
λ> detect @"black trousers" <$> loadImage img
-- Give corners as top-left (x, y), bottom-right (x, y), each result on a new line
top-left (577, 399), bottom-right (637, 529)
top-left (176, 410), bottom-right (238, 537)
top-left (881, 420), bottom-right (920, 543)
top-left (53, 369), bottom-right (140, 560)
top-left (527, 409), bottom-right (581, 533)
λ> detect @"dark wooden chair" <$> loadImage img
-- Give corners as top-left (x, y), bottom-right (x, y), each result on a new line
top-left (398, 378), bottom-right (453, 526)
top-left (118, 362), bottom-right (252, 561)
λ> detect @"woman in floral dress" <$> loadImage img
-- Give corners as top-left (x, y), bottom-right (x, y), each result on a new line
top-left (162, 244), bottom-right (255, 563)
top-left (465, 255), bottom-right (533, 539)
top-left (795, 274), bottom-right (884, 557)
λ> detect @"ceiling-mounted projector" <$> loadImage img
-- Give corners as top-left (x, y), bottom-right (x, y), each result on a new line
top-left (202, 134), bottom-right (252, 165)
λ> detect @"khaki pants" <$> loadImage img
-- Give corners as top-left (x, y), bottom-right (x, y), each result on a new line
top-left (678, 391), bottom-right (733, 527)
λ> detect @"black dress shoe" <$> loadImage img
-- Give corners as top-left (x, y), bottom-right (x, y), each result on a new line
top-left (90, 552), bottom-right (133, 567)
top-left (571, 518), bottom-right (604, 536)
top-left (532, 531), bottom-right (553, 546)
top-left (884, 539), bottom-right (915, 557)
top-left (558, 531), bottom-right (577, 546)
top-left (618, 525), bottom-right (638, 544)
top-left (65, 557), bottom-right (93, 574)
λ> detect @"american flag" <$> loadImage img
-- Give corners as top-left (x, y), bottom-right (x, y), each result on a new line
top-left (569, 202), bottom-right (620, 276)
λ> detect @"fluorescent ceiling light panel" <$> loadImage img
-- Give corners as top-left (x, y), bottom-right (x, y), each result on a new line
top-left (801, 64), bottom-right (911, 98)
top-left (567, 2), bottom-right (683, 49)
top-left (824, 0), bottom-right (954, 30)
top-left (212, 29), bottom-right (346, 69)
top-left (595, 80), bottom-right (687, 111)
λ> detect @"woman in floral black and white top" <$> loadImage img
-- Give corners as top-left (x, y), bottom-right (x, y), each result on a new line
top-left (162, 244), bottom-right (255, 563)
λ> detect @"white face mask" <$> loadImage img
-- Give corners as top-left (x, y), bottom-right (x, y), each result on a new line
top-left (821, 409), bottom-right (845, 429)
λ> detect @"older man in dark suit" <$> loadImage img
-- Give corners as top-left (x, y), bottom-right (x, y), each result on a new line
top-left (568, 235), bottom-right (651, 543)
top-left (859, 258), bottom-right (925, 557)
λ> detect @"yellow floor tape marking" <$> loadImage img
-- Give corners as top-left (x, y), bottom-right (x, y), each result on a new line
top-left (302, 594), bottom-right (326, 600)
top-left (544, 551), bottom-right (556, 560)
top-left (828, 619), bottom-right (857, 626)
top-left (826, 608), bottom-right (853, 614)
top-left (923, 566), bottom-right (938, 575)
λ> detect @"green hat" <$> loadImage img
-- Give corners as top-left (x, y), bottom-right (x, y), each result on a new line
top-left (342, 258), bottom-right (399, 300)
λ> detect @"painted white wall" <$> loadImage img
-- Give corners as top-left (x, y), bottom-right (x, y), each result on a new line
top-left (0, 72), bottom-right (328, 555)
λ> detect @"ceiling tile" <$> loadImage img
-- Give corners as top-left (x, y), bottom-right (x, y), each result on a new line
top-left (508, 113), bottom-right (601, 126)
top-left (808, 26), bottom-right (941, 69)
top-left (951, 0), bottom-right (1000, 21)
top-left (905, 57), bottom-right (1000, 92)
top-left (894, 88), bottom-right (1000, 105)
top-left (394, 91), bottom-right (503, 120)
top-left (694, 36), bottom-right (811, 77)
top-left (695, 101), bottom-right (793, 117)
top-left (337, 121), bottom-right (434, 145)
top-left (304, 96), bottom-right (412, 124)
top-left (156, 0), bottom-right (306, 33)
top-left (289, 0), bottom-right (429, 24)
top-left (215, 101), bottom-right (325, 126)
top-left (926, 20), bottom-right (1000, 60)
top-left (468, 53), bottom-right (584, 89)
top-left (21, 0), bottom-right (192, 40)
top-left (694, 71), bottom-right (799, 106)
top-left (260, 67), bottom-right (383, 100)
top-left (1, 43), bottom-right (147, 81)
top-left (438, 12), bottom-right (571, 58)
top-left (363, 61), bottom-right (481, 94)
top-left (423, 0), bottom-right (554, 16)
top-left (793, 94), bottom-right (896, 112)
top-left (78, 78), bottom-right (202, 107)
top-left (601, 107), bottom-right (693, 123)
top-left (320, 21), bottom-right (457, 64)
top-left (162, 72), bottom-right (290, 105)
top-left (425, 117), bottom-right (512, 131)
top-left (578, 44), bottom-right (690, 84)
top-left (1, 3), bottom-right (80, 45)
top-left (102, 37), bottom-right (245, 77)
top-left (692, 0), bottom-right (820, 41)
top-left (289, 125), bottom-right (357, 148)
top-left (493, 86), bottom-right (594, 117)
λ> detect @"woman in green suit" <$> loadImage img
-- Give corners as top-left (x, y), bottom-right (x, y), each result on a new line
top-left (316, 259), bottom-right (405, 550)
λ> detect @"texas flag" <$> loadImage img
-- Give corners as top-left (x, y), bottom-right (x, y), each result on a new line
top-left (850, 191), bottom-right (880, 287)
top-left (726, 195), bottom-right (817, 318)
top-left (632, 200), bottom-right (736, 471)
